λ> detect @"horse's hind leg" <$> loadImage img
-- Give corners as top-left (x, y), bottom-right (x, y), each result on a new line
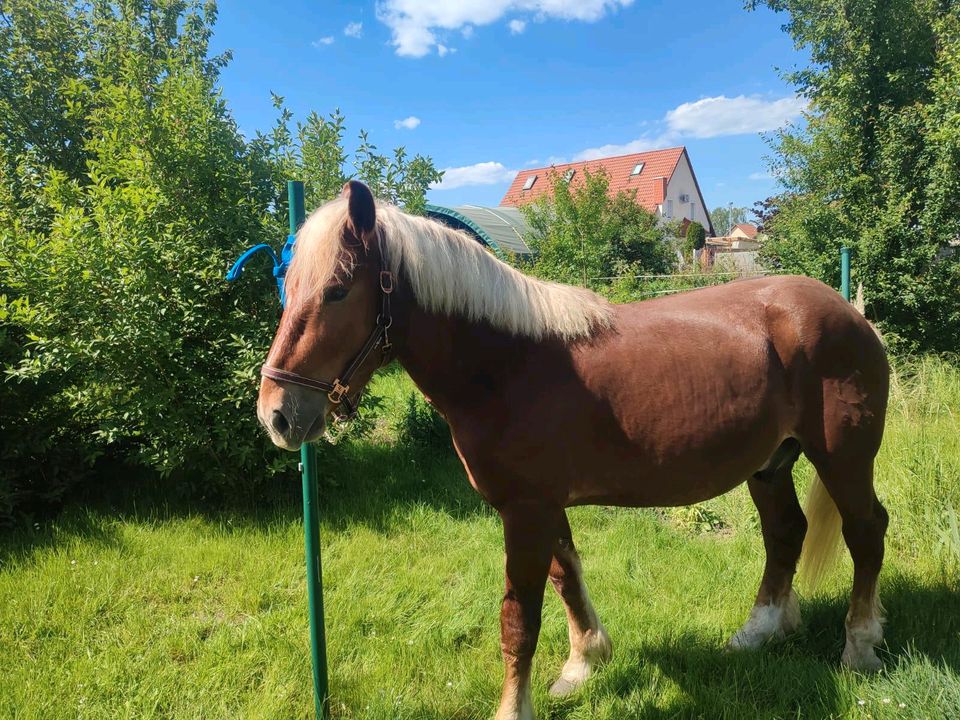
top-left (547, 512), bottom-right (612, 697)
top-left (728, 444), bottom-right (807, 649)
top-left (810, 456), bottom-right (888, 671)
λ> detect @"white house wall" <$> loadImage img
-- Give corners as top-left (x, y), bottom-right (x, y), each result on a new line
top-left (664, 154), bottom-right (710, 231)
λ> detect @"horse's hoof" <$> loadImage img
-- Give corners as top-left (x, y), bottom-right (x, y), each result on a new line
top-left (726, 591), bottom-right (801, 650)
top-left (548, 676), bottom-right (580, 698)
top-left (841, 647), bottom-right (883, 673)
top-left (842, 615), bottom-right (884, 673)
top-left (725, 624), bottom-right (783, 651)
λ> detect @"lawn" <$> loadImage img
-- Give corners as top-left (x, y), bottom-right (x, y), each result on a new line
top-left (2, 360), bottom-right (959, 719)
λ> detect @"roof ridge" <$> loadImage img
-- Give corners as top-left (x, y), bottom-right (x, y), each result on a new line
top-left (519, 146), bottom-right (686, 173)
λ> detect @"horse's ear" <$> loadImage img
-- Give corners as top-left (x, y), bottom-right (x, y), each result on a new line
top-left (342, 180), bottom-right (376, 241)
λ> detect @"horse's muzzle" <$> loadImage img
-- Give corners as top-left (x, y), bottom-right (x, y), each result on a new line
top-left (258, 381), bottom-right (327, 451)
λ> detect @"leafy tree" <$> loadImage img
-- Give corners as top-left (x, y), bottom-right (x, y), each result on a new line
top-left (519, 169), bottom-right (672, 288)
top-left (684, 221), bottom-right (707, 258)
top-left (710, 206), bottom-right (748, 236)
top-left (354, 131), bottom-right (442, 215)
top-left (751, 196), bottom-right (780, 234)
top-left (749, 0), bottom-right (960, 353)
top-left (0, 0), bottom-right (441, 523)
top-left (256, 105), bottom-right (442, 214)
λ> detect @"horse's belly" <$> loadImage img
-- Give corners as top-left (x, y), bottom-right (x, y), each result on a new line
top-left (564, 453), bottom-right (770, 507)
top-left (562, 353), bottom-right (791, 507)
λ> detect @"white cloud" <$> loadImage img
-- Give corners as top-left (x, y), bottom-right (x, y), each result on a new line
top-left (508, 19), bottom-right (527, 34)
top-left (574, 135), bottom-right (669, 161)
top-left (437, 43), bottom-right (455, 57)
top-left (664, 95), bottom-right (807, 138)
top-left (461, 25), bottom-right (475, 39)
top-left (431, 161), bottom-right (517, 190)
top-left (394, 116), bottom-right (422, 130)
top-left (749, 171), bottom-right (774, 181)
top-left (376, 0), bottom-right (633, 57)
top-left (573, 94), bottom-right (806, 160)
top-left (344, 21), bottom-right (363, 38)
top-left (312, 36), bottom-right (335, 47)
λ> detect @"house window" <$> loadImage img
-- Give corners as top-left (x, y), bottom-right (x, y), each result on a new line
top-left (666, 199), bottom-right (673, 218)
top-left (631, 162), bottom-right (644, 176)
top-left (522, 175), bottom-right (537, 191)
top-left (563, 169), bottom-right (576, 183)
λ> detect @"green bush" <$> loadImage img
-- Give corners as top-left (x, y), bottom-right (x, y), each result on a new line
top-left (518, 169), bottom-right (672, 287)
top-left (0, 0), bottom-right (291, 512)
top-left (751, 0), bottom-right (960, 353)
top-left (0, 0), bottom-right (441, 523)
top-left (685, 221), bottom-right (706, 249)
top-left (396, 393), bottom-right (451, 452)
top-left (0, 320), bottom-right (95, 526)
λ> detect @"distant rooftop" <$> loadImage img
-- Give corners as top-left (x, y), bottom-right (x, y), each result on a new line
top-left (500, 147), bottom-right (686, 211)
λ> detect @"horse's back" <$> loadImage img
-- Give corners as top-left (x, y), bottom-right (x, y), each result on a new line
top-left (614, 274), bottom-right (885, 384)
top-left (550, 275), bottom-right (889, 504)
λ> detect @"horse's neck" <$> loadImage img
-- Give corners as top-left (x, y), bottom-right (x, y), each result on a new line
top-left (395, 301), bottom-right (539, 418)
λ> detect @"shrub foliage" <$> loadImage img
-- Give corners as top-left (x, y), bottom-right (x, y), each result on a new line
top-left (519, 169), bottom-right (672, 287)
top-left (750, 0), bottom-right (960, 353)
top-left (683, 221), bottom-right (706, 258)
top-left (396, 393), bottom-right (452, 452)
top-left (0, 0), bottom-right (440, 524)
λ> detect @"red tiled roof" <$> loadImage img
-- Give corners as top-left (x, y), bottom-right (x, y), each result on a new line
top-left (732, 223), bottom-right (759, 239)
top-left (500, 147), bottom-right (686, 210)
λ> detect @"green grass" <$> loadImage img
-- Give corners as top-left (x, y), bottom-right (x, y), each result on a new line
top-left (2, 358), bottom-right (959, 719)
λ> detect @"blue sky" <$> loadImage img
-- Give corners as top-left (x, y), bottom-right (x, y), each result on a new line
top-left (213, 0), bottom-right (808, 213)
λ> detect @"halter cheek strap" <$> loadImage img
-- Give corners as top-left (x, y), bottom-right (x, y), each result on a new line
top-left (260, 244), bottom-right (394, 422)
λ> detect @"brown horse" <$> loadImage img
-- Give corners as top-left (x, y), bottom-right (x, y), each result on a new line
top-left (258, 182), bottom-right (890, 720)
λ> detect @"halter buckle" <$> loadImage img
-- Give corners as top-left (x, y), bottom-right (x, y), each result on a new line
top-left (327, 380), bottom-right (349, 405)
top-left (379, 270), bottom-right (394, 294)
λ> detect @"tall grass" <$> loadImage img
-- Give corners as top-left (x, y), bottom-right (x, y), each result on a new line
top-left (884, 356), bottom-right (960, 571)
top-left (1, 357), bottom-right (958, 719)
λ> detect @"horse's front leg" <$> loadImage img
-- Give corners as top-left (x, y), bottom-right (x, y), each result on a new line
top-left (495, 502), bottom-right (561, 720)
top-left (548, 511), bottom-right (612, 697)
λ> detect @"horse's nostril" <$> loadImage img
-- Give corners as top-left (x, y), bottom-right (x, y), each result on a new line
top-left (271, 409), bottom-right (290, 435)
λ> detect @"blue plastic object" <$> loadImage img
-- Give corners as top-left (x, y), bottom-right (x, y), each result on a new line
top-left (226, 234), bottom-right (297, 307)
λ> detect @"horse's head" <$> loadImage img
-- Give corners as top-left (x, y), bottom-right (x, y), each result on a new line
top-left (258, 180), bottom-right (389, 450)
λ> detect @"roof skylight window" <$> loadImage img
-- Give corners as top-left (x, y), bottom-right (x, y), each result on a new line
top-left (631, 162), bottom-right (645, 176)
top-left (564, 169), bottom-right (576, 183)
top-left (522, 175), bottom-right (537, 191)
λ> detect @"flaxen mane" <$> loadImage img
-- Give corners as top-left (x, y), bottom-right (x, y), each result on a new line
top-left (286, 197), bottom-right (612, 341)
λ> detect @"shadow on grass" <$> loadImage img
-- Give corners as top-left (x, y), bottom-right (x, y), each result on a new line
top-left (0, 505), bottom-right (129, 569)
top-left (312, 442), bottom-right (490, 531)
top-left (0, 439), bottom-right (486, 566)
top-left (548, 576), bottom-right (959, 719)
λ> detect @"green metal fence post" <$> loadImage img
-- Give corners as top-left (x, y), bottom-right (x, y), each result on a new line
top-left (289, 180), bottom-right (329, 720)
top-left (840, 246), bottom-right (851, 302)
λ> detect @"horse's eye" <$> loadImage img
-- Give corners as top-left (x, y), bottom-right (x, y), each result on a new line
top-left (323, 285), bottom-right (349, 303)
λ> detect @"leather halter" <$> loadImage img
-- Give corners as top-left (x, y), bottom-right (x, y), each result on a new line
top-left (260, 238), bottom-right (394, 422)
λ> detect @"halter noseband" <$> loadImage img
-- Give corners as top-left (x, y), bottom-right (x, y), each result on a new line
top-left (260, 242), bottom-right (394, 422)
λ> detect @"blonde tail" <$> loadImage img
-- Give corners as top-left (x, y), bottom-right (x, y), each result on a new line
top-left (854, 283), bottom-right (866, 315)
top-left (854, 282), bottom-right (883, 341)
top-left (798, 475), bottom-right (843, 593)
